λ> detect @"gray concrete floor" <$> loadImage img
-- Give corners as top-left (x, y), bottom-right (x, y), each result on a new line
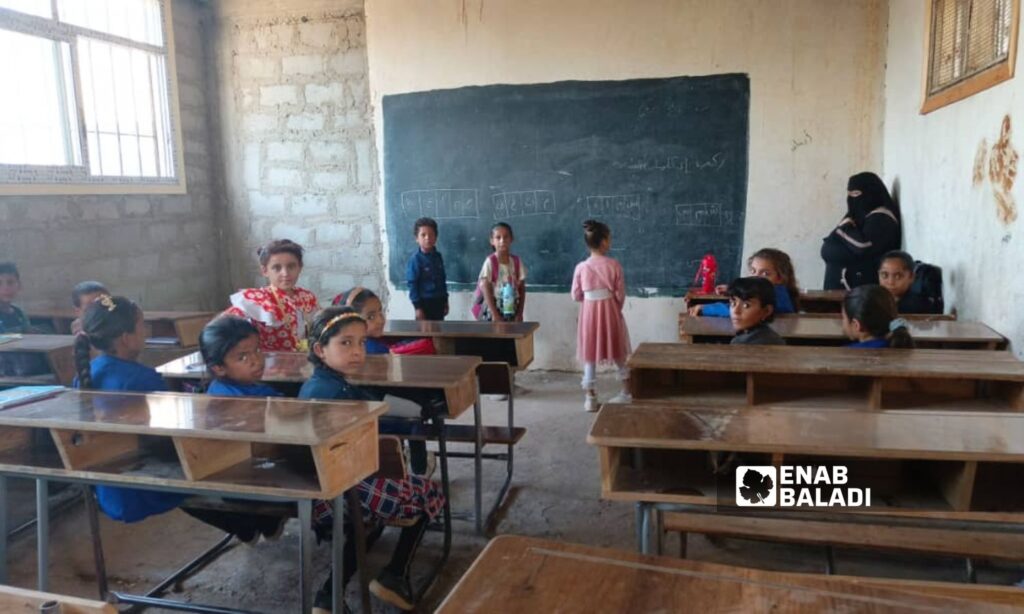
top-left (5, 371), bottom-right (1023, 612)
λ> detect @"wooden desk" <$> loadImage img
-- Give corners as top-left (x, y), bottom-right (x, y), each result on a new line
top-left (590, 402), bottom-right (1024, 560)
top-left (679, 315), bottom-right (1006, 350)
top-left (381, 320), bottom-right (539, 369)
top-left (0, 585), bottom-right (115, 613)
top-left (629, 342), bottom-right (1024, 411)
top-left (157, 351), bottom-right (481, 419)
top-left (685, 289), bottom-right (847, 313)
top-left (0, 389), bottom-right (384, 613)
top-left (27, 308), bottom-right (214, 348)
top-left (437, 535), bottom-right (1023, 613)
top-left (0, 335), bottom-right (75, 386)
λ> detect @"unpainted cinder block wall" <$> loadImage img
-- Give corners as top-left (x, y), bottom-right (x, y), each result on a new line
top-left (0, 0), bottom-right (226, 312)
top-left (214, 0), bottom-right (383, 304)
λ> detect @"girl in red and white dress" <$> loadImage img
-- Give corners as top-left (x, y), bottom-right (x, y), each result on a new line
top-left (224, 239), bottom-right (320, 352)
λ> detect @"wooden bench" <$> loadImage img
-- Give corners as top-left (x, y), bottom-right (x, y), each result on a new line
top-left (589, 402), bottom-right (1024, 567)
top-left (629, 342), bottom-right (1024, 411)
top-left (0, 584), bottom-right (115, 613)
top-left (0, 335), bottom-right (75, 387)
top-left (678, 315), bottom-right (1005, 349)
top-left (436, 535), bottom-right (1024, 613)
top-left (381, 319), bottom-right (539, 369)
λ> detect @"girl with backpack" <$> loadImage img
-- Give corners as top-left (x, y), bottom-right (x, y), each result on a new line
top-left (474, 222), bottom-right (526, 322)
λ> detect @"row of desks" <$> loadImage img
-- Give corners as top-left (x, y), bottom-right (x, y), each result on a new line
top-left (686, 288), bottom-right (848, 313)
top-left (680, 314), bottom-right (1006, 349)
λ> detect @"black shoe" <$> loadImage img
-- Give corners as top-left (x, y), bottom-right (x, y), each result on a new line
top-left (370, 569), bottom-right (415, 611)
top-left (312, 574), bottom-right (353, 614)
top-left (259, 517), bottom-right (287, 541)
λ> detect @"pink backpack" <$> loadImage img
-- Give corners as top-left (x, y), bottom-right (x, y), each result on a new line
top-left (471, 253), bottom-right (521, 320)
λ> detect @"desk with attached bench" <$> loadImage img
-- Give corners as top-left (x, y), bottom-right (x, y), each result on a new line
top-left (157, 352), bottom-right (520, 534)
top-left (0, 389), bottom-right (385, 614)
top-left (0, 335), bottom-right (75, 387)
top-left (685, 289), bottom-right (848, 313)
top-left (678, 315), bottom-right (1006, 350)
top-left (629, 343), bottom-right (1024, 411)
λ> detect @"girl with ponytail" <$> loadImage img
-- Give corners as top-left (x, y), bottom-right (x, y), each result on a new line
top-left (74, 295), bottom-right (184, 522)
top-left (841, 285), bottom-right (914, 349)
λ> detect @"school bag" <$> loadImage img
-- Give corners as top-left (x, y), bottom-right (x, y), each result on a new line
top-left (471, 253), bottom-right (522, 321)
top-left (911, 261), bottom-right (944, 313)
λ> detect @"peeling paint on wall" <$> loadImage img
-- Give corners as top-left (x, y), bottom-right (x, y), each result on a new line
top-left (988, 115), bottom-right (1019, 225)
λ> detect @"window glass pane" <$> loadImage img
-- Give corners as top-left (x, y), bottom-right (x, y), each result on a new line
top-left (0, 0), bottom-right (51, 18)
top-left (78, 36), bottom-right (172, 178)
top-left (0, 30), bottom-right (75, 166)
top-left (58, 0), bottom-right (164, 47)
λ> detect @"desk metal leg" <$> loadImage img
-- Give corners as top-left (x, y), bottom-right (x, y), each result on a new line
top-left (472, 396), bottom-right (484, 535)
top-left (36, 479), bottom-right (48, 592)
top-left (332, 493), bottom-right (345, 614)
top-left (347, 490), bottom-right (371, 613)
top-left (637, 502), bottom-right (650, 554)
top-left (298, 499), bottom-right (313, 614)
top-left (0, 476), bottom-right (6, 584)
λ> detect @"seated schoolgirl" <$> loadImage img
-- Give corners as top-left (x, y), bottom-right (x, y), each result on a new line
top-left (299, 307), bottom-right (445, 613)
top-left (331, 287), bottom-right (435, 356)
top-left (74, 295), bottom-right (186, 523)
top-left (691, 248), bottom-right (799, 317)
top-left (75, 298), bottom-right (277, 542)
top-left (841, 285), bottom-right (914, 348)
top-left (726, 277), bottom-right (785, 346)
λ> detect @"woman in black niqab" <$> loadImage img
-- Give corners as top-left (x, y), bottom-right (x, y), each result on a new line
top-left (820, 172), bottom-right (901, 289)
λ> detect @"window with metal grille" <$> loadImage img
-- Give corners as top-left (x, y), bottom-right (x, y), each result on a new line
top-left (923, 0), bottom-right (1020, 113)
top-left (0, 0), bottom-right (185, 194)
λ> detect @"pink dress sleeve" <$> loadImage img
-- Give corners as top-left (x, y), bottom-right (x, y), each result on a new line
top-left (613, 259), bottom-right (626, 308)
top-left (571, 262), bottom-right (584, 302)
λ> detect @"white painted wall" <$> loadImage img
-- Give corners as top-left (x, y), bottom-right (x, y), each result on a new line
top-left (883, 1), bottom-right (1024, 356)
top-left (364, 0), bottom-right (887, 369)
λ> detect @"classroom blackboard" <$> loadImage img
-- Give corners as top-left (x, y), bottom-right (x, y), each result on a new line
top-left (383, 74), bottom-right (750, 296)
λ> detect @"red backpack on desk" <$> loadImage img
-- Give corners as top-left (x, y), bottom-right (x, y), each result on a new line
top-left (471, 253), bottom-right (521, 321)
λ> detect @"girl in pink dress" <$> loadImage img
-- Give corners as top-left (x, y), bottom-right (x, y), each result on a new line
top-left (571, 219), bottom-right (632, 412)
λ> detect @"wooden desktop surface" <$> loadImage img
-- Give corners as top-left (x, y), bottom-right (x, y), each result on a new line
top-left (686, 289), bottom-right (846, 304)
top-left (0, 390), bottom-right (384, 446)
top-left (382, 319), bottom-right (539, 339)
top-left (157, 351), bottom-right (482, 418)
top-left (27, 308), bottom-right (214, 321)
top-left (0, 584), bottom-right (116, 614)
top-left (679, 315), bottom-right (1005, 346)
top-left (436, 535), bottom-right (1022, 613)
top-left (588, 402), bottom-right (1024, 461)
top-left (0, 334), bottom-right (75, 352)
top-left (629, 343), bottom-right (1024, 381)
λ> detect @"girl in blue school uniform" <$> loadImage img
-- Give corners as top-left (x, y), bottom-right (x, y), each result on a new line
top-left (841, 285), bottom-right (914, 348)
top-left (74, 298), bottom-right (285, 541)
top-left (691, 248), bottom-right (799, 316)
top-left (299, 306), bottom-right (445, 613)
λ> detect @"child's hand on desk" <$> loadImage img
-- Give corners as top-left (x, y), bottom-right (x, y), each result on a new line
top-left (688, 305), bottom-right (703, 316)
top-left (714, 284), bottom-right (728, 295)
top-left (415, 308), bottom-right (426, 320)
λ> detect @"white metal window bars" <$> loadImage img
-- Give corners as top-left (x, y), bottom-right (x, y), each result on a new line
top-left (0, 0), bottom-right (183, 191)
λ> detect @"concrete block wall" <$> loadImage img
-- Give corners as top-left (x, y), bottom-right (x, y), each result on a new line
top-left (215, 0), bottom-right (383, 305)
top-left (0, 0), bottom-right (226, 312)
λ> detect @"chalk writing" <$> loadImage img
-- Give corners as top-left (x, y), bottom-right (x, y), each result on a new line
top-left (675, 203), bottom-right (727, 227)
top-left (611, 153), bottom-right (726, 173)
top-left (492, 190), bottom-right (557, 219)
top-left (400, 189), bottom-right (479, 220)
top-left (586, 194), bottom-right (642, 220)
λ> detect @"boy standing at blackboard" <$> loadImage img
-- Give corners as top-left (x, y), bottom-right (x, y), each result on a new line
top-left (407, 217), bottom-right (449, 320)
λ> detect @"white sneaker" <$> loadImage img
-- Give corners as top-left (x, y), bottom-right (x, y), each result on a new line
top-left (584, 393), bottom-right (599, 413)
top-left (608, 391), bottom-right (633, 404)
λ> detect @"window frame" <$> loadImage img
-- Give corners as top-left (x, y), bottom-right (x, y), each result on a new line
top-left (0, 0), bottom-right (186, 195)
top-left (921, 0), bottom-right (1021, 114)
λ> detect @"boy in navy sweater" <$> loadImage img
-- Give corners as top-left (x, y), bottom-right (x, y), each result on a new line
top-left (406, 217), bottom-right (449, 320)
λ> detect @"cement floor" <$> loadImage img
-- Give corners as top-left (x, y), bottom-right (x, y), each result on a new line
top-left (4, 370), bottom-right (1022, 612)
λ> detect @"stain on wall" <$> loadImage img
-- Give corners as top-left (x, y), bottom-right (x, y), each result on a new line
top-left (973, 138), bottom-right (988, 186)
top-left (988, 115), bottom-right (1019, 224)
